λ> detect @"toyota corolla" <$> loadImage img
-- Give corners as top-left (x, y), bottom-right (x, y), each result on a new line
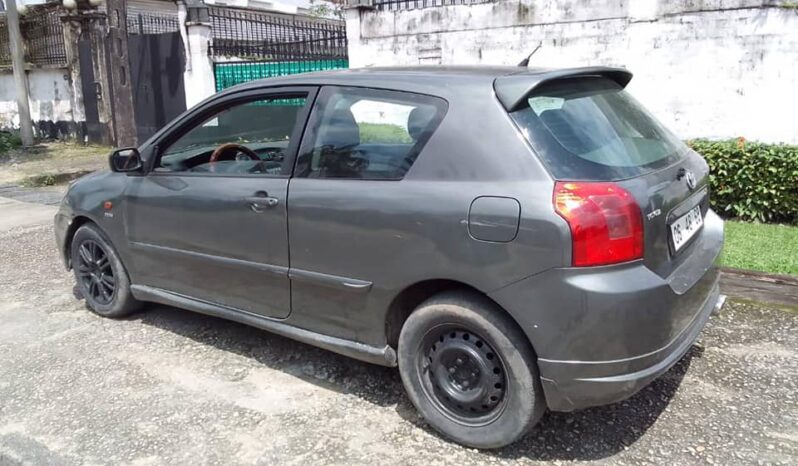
top-left (55, 66), bottom-right (724, 448)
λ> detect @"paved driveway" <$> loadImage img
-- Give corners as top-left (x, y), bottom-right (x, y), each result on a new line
top-left (0, 198), bottom-right (796, 465)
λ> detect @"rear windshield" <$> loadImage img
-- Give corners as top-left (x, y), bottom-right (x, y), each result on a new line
top-left (510, 77), bottom-right (687, 180)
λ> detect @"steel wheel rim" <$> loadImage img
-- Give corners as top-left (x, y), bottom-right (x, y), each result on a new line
top-left (417, 325), bottom-right (508, 427)
top-left (75, 239), bottom-right (116, 305)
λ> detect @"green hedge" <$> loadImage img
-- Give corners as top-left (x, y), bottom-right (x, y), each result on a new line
top-left (359, 123), bottom-right (412, 144)
top-left (688, 138), bottom-right (798, 224)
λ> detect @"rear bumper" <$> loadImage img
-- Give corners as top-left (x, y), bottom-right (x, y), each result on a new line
top-left (489, 209), bottom-right (724, 411)
top-left (539, 280), bottom-right (721, 411)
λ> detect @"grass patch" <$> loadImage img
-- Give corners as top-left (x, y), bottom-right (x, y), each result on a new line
top-left (0, 142), bottom-right (110, 186)
top-left (720, 221), bottom-right (798, 275)
top-left (20, 170), bottom-right (95, 187)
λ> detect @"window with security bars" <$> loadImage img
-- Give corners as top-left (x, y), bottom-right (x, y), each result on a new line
top-left (0, 5), bottom-right (66, 67)
top-left (126, 12), bottom-right (180, 35)
top-left (372, 0), bottom-right (496, 11)
top-left (0, 19), bottom-right (10, 67)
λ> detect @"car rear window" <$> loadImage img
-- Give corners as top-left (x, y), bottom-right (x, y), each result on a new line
top-left (509, 77), bottom-right (688, 180)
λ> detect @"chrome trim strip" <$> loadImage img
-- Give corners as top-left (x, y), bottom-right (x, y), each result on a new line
top-left (130, 241), bottom-right (288, 276)
top-left (130, 242), bottom-right (373, 292)
top-left (288, 268), bottom-right (373, 292)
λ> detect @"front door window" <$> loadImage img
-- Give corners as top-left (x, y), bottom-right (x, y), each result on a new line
top-left (157, 95), bottom-right (308, 176)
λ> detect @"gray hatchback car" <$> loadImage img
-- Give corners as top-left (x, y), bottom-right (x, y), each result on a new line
top-left (55, 66), bottom-right (724, 448)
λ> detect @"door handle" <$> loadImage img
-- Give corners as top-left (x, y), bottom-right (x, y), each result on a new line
top-left (245, 192), bottom-right (279, 212)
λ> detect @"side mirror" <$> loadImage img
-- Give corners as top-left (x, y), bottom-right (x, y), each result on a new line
top-left (109, 147), bottom-right (143, 173)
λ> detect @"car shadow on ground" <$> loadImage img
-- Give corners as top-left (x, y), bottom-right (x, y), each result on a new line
top-left (134, 303), bottom-right (701, 461)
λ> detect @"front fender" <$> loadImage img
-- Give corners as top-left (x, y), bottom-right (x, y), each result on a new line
top-left (58, 170), bottom-right (132, 270)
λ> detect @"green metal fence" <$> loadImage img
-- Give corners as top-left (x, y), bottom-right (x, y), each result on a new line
top-left (214, 59), bottom-right (349, 92)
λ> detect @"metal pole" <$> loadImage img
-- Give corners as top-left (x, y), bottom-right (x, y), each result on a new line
top-left (106, 0), bottom-right (137, 147)
top-left (6, 0), bottom-right (35, 147)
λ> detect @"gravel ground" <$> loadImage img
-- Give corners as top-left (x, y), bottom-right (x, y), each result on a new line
top-left (0, 224), bottom-right (796, 465)
top-left (0, 184), bottom-right (66, 206)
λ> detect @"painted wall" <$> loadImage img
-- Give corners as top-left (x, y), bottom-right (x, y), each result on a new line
top-left (0, 67), bottom-right (82, 139)
top-left (346, 0), bottom-right (798, 144)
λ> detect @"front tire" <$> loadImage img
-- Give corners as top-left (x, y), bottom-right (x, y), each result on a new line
top-left (70, 224), bottom-right (141, 318)
top-left (398, 291), bottom-right (545, 449)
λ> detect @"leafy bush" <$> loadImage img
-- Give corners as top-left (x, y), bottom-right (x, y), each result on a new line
top-left (688, 138), bottom-right (798, 224)
top-left (0, 131), bottom-right (22, 155)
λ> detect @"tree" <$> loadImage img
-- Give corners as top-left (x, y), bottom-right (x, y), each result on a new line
top-left (308, 0), bottom-right (345, 19)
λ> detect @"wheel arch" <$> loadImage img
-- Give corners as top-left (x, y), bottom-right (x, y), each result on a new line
top-left (384, 279), bottom-right (537, 357)
top-left (63, 215), bottom-right (102, 269)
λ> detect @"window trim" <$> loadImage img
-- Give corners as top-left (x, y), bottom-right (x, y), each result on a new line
top-left (293, 85), bottom-right (447, 181)
top-left (144, 86), bottom-right (319, 178)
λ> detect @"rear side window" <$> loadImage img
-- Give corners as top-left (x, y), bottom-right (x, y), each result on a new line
top-left (510, 78), bottom-right (688, 180)
top-left (295, 86), bottom-right (446, 179)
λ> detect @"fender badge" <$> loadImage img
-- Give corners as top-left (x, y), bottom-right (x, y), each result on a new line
top-left (103, 201), bottom-right (114, 218)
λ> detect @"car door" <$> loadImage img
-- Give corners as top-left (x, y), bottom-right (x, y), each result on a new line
top-left (287, 86), bottom-right (447, 339)
top-left (125, 87), bottom-right (317, 319)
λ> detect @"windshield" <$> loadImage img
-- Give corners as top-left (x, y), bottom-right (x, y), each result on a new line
top-left (510, 77), bottom-right (687, 180)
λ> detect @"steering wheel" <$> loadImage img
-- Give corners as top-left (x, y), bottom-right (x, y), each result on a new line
top-left (209, 143), bottom-right (260, 163)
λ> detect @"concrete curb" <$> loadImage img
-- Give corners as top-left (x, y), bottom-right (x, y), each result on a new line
top-left (720, 267), bottom-right (798, 286)
top-left (720, 269), bottom-right (798, 309)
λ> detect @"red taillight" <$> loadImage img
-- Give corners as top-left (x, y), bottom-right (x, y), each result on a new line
top-left (554, 181), bottom-right (644, 267)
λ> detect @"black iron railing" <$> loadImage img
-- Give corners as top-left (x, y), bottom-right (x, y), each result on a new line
top-left (208, 6), bottom-right (347, 62)
top-left (372, 0), bottom-right (495, 11)
top-left (127, 11), bottom-right (180, 35)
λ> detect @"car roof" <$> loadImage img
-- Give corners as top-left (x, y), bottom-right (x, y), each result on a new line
top-left (228, 65), bottom-right (549, 89)
top-left (222, 65), bottom-right (633, 110)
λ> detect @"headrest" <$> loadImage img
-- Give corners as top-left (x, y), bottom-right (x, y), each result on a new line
top-left (318, 107), bottom-right (360, 149)
top-left (407, 106), bottom-right (437, 141)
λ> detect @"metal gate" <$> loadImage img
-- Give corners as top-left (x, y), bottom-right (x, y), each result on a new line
top-left (77, 38), bottom-right (104, 143)
top-left (127, 31), bottom-right (187, 143)
top-left (208, 6), bottom-right (348, 91)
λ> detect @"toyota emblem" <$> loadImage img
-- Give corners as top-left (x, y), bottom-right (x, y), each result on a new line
top-left (685, 171), bottom-right (697, 190)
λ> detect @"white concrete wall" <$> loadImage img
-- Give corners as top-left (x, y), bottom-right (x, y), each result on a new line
top-left (346, 0), bottom-right (798, 144)
top-left (0, 67), bottom-right (77, 136)
top-left (182, 21), bottom-right (216, 110)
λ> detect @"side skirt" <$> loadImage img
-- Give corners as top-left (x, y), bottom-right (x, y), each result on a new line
top-left (130, 285), bottom-right (398, 367)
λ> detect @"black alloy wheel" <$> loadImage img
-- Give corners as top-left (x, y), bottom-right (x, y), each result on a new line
top-left (75, 239), bottom-right (116, 305)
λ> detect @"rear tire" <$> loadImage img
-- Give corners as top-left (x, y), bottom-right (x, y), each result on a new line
top-left (398, 290), bottom-right (545, 449)
top-left (70, 224), bottom-right (141, 318)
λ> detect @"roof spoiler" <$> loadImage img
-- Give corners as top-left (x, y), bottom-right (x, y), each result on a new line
top-left (494, 67), bottom-right (633, 112)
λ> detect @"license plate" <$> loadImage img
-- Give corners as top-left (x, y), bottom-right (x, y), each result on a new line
top-left (671, 206), bottom-right (703, 252)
